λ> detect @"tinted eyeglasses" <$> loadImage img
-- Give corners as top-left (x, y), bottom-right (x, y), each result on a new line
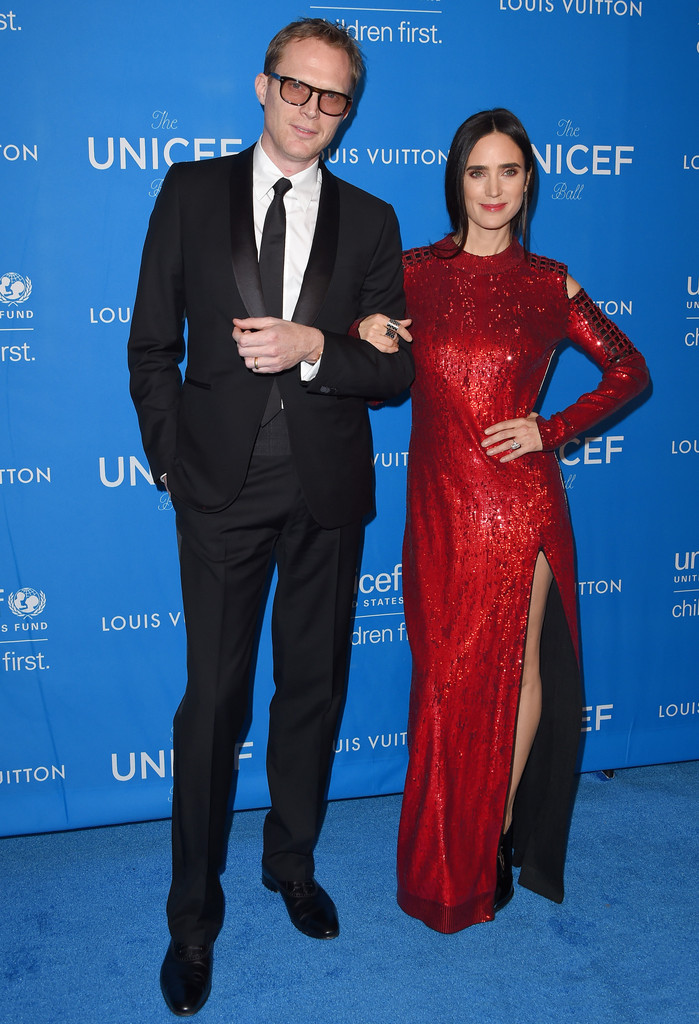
top-left (267, 72), bottom-right (352, 117)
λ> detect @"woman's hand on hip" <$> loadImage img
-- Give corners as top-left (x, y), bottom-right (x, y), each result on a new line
top-left (481, 412), bottom-right (543, 462)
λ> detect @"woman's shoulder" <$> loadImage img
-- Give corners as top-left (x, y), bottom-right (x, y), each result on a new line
top-left (525, 250), bottom-right (568, 281)
top-left (402, 243), bottom-right (434, 269)
top-left (402, 234), bottom-right (455, 270)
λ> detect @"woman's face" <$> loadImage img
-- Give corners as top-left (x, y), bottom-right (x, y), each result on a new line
top-left (462, 132), bottom-right (530, 239)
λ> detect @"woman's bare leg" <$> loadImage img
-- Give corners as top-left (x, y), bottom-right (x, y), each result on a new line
top-left (503, 551), bottom-right (552, 832)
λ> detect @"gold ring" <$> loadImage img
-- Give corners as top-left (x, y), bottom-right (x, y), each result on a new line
top-left (254, 357), bottom-right (259, 371)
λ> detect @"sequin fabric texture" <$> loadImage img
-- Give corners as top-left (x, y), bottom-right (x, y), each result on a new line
top-left (397, 237), bottom-right (648, 933)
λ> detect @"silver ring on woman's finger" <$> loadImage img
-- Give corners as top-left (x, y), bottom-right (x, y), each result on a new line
top-left (253, 357), bottom-right (259, 371)
top-left (386, 318), bottom-right (401, 332)
top-left (510, 441), bottom-right (521, 450)
top-left (385, 328), bottom-right (396, 340)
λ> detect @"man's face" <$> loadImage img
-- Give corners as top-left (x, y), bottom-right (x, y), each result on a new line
top-left (255, 37), bottom-right (353, 174)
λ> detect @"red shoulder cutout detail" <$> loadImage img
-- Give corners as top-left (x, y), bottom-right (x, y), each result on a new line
top-left (403, 245), bottom-right (433, 268)
top-left (526, 252), bottom-right (567, 278)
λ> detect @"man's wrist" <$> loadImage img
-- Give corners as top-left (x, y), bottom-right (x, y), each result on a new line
top-left (305, 329), bottom-right (324, 365)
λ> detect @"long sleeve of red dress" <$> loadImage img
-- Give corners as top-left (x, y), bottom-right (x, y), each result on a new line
top-left (536, 288), bottom-right (649, 451)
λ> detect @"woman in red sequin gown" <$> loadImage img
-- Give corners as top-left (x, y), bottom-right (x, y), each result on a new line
top-left (359, 110), bottom-right (648, 933)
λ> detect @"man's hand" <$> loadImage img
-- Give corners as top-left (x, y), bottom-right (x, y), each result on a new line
top-left (233, 317), bottom-right (324, 373)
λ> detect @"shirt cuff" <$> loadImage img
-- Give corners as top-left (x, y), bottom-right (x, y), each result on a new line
top-left (300, 355), bottom-right (322, 381)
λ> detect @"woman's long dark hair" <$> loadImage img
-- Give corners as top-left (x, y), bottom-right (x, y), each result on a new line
top-left (444, 108), bottom-right (537, 252)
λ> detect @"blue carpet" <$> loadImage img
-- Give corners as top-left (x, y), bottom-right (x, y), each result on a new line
top-left (2, 761), bottom-right (698, 1024)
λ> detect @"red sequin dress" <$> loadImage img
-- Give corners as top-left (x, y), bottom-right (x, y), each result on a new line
top-left (397, 237), bottom-right (648, 933)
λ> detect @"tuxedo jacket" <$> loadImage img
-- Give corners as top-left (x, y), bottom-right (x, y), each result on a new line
top-left (128, 145), bottom-right (414, 528)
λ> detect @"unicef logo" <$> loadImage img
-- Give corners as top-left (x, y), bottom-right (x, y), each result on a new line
top-left (8, 588), bottom-right (46, 618)
top-left (0, 272), bottom-right (33, 305)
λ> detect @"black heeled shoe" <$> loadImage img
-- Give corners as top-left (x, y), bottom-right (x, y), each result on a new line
top-left (494, 824), bottom-right (514, 912)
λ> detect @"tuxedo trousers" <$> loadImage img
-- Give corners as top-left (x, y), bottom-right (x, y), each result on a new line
top-left (168, 452), bottom-right (362, 945)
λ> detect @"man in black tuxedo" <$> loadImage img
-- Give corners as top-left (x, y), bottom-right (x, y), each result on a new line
top-left (128, 17), bottom-right (413, 1017)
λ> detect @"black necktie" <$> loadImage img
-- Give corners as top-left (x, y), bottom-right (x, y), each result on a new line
top-left (259, 177), bottom-right (292, 318)
top-left (257, 178), bottom-right (292, 429)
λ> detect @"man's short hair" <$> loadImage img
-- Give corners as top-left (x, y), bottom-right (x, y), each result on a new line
top-left (264, 18), bottom-right (364, 94)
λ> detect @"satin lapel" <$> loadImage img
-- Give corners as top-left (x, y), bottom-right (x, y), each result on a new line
top-left (229, 147), bottom-right (266, 317)
top-left (292, 162), bottom-right (339, 326)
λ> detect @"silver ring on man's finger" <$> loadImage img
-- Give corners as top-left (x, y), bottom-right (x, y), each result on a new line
top-left (510, 441), bottom-right (521, 450)
top-left (385, 329), bottom-right (396, 340)
top-left (386, 318), bottom-right (401, 333)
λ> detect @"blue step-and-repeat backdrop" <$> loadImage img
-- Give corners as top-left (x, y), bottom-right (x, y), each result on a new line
top-left (1, 1), bottom-right (697, 836)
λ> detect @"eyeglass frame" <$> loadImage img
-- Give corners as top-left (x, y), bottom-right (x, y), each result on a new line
top-left (266, 72), bottom-right (352, 117)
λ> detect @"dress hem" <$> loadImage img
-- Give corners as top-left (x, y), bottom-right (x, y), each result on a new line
top-left (397, 885), bottom-right (495, 934)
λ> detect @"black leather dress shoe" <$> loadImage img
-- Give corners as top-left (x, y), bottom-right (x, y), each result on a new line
top-left (160, 941), bottom-right (212, 1017)
top-left (262, 868), bottom-right (339, 939)
top-left (494, 824), bottom-right (514, 913)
